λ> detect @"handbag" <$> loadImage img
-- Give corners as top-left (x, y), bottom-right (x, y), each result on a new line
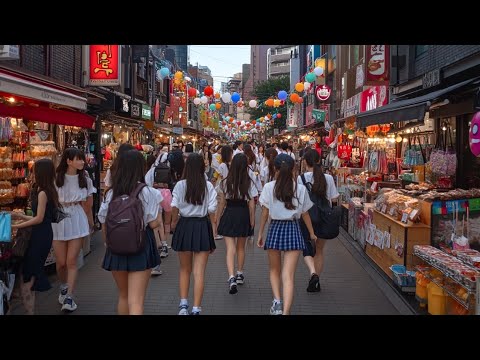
top-left (12, 226), bottom-right (32, 257)
top-left (52, 207), bottom-right (69, 224)
top-left (0, 212), bottom-right (12, 242)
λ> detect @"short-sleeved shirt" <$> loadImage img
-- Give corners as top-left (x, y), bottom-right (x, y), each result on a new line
top-left (219, 178), bottom-right (258, 200)
top-left (98, 185), bottom-right (163, 229)
top-left (171, 179), bottom-right (217, 217)
top-left (259, 180), bottom-right (313, 220)
top-left (297, 172), bottom-right (339, 205)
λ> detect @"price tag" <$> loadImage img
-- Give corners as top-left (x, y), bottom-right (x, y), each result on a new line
top-left (381, 204), bottom-right (387, 213)
top-left (409, 209), bottom-right (419, 220)
top-left (401, 212), bottom-right (409, 223)
top-left (389, 207), bottom-right (396, 216)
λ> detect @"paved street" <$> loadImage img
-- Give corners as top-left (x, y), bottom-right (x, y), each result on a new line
top-left (11, 209), bottom-right (413, 315)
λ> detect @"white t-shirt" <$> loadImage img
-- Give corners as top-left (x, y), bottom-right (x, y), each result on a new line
top-left (259, 180), bottom-right (313, 220)
top-left (297, 172), bottom-right (340, 204)
top-left (171, 179), bottom-right (217, 217)
top-left (248, 165), bottom-right (263, 193)
top-left (211, 153), bottom-right (221, 172)
top-left (260, 165), bottom-right (271, 184)
top-left (98, 186), bottom-right (163, 228)
top-left (219, 178), bottom-right (258, 200)
top-left (233, 149), bottom-right (244, 156)
top-left (217, 163), bottom-right (229, 180)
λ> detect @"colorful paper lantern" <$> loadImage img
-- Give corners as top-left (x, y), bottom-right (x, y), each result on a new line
top-left (204, 86), bottom-right (214, 96)
top-left (295, 83), bottom-right (304, 92)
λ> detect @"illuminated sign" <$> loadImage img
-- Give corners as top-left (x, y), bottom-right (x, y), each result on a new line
top-left (84, 45), bottom-right (121, 86)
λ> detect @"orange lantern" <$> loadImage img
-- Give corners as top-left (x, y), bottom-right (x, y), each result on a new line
top-left (297, 97), bottom-right (304, 103)
top-left (295, 83), bottom-right (304, 92)
top-left (290, 93), bottom-right (300, 103)
top-left (266, 99), bottom-right (274, 107)
top-left (215, 92), bottom-right (221, 99)
top-left (215, 103), bottom-right (222, 110)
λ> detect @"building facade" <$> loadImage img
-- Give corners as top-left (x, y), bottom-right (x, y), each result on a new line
top-left (267, 45), bottom-right (296, 79)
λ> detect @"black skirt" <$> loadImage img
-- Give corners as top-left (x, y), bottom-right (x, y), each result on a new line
top-left (172, 216), bottom-right (216, 252)
top-left (102, 226), bottom-right (160, 272)
top-left (218, 199), bottom-right (251, 238)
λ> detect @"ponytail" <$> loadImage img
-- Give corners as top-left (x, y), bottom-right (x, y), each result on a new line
top-left (274, 158), bottom-right (296, 210)
top-left (304, 149), bottom-right (326, 198)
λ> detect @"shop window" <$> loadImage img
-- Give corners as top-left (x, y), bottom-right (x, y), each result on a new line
top-left (415, 45), bottom-right (428, 58)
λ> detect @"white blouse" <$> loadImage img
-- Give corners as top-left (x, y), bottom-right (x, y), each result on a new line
top-left (260, 165), bottom-right (272, 184)
top-left (98, 186), bottom-right (163, 228)
top-left (171, 179), bottom-right (217, 217)
top-left (219, 178), bottom-right (258, 200)
top-left (259, 180), bottom-right (313, 220)
top-left (297, 172), bottom-right (340, 204)
top-left (57, 174), bottom-right (96, 203)
top-left (217, 163), bottom-right (229, 180)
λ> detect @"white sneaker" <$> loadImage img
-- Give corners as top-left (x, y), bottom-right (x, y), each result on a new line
top-left (151, 265), bottom-right (163, 276)
top-left (61, 296), bottom-right (78, 312)
top-left (178, 304), bottom-right (189, 315)
top-left (214, 235), bottom-right (223, 240)
top-left (58, 286), bottom-right (68, 305)
top-left (269, 301), bottom-right (283, 315)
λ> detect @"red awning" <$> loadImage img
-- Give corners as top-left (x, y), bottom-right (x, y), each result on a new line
top-left (0, 103), bottom-right (95, 128)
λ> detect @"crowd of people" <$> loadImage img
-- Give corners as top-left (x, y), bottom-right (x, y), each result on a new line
top-left (9, 137), bottom-right (339, 316)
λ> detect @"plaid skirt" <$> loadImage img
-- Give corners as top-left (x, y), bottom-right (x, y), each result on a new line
top-left (265, 219), bottom-right (305, 251)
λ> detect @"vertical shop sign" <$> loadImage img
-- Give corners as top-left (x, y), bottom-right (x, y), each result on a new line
top-left (360, 86), bottom-right (389, 112)
top-left (84, 45), bottom-right (121, 86)
top-left (365, 45), bottom-right (389, 82)
top-left (305, 104), bottom-right (314, 126)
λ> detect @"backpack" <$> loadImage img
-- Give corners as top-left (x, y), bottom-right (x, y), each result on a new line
top-left (105, 183), bottom-right (147, 256)
top-left (153, 156), bottom-right (173, 186)
top-left (166, 150), bottom-right (184, 189)
top-left (301, 174), bottom-right (341, 239)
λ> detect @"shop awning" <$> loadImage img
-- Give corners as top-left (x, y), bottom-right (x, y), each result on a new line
top-left (356, 77), bottom-right (480, 128)
top-left (0, 102), bottom-right (95, 128)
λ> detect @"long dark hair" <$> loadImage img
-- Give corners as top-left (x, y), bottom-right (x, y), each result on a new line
top-left (221, 146), bottom-right (233, 169)
top-left (265, 147), bottom-right (277, 182)
top-left (274, 155), bottom-right (297, 210)
top-left (56, 148), bottom-right (87, 189)
top-left (223, 153), bottom-right (251, 200)
top-left (33, 158), bottom-right (60, 208)
top-left (303, 149), bottom-right (326, 198)
top-left (111, 150), bottom-right (145, 199)
top-left (243, 144), bottom-right (256, 166)
top-left (146, 154), bottom-right (156, 174)
top-left (258, 145), bottom-right (265, 156)
top-left (183, 153), bottom-right (206, 206)
top-left (110, 143), bottom-right (135, 179)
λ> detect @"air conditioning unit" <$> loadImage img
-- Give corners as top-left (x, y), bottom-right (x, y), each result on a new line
top-left (0, 45), bottom-right (20, 60)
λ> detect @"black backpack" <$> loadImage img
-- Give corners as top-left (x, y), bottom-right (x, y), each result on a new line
top-left (153, 155), bottom-right (172, 186)
top-left (300, 174), bottom-right (341, 239)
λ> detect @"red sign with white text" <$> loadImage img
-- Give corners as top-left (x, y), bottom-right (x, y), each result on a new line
top-left (88, 45), bottom-right (121, 86)
top-left (315, 85), bottom-right (331, 101)
top-left (365, 45), bottom-right (389, 82)
top-left (360, 85), bottom-right (389, 112)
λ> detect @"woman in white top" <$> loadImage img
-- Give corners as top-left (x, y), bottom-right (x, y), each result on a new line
top-left (98, 149), bottom-right (163, 315)
top-left (257, 144), bottom-right (266, 169)
top-left (217, 153), bottom-right (258, 295)
top-left (297, 149), bottom-right (340, 293)
top-left (213, 146), bottom-right (233, 240)
top-left (171, 153), bottom-right (217, 315)
top-left (52, 148), bottom-right (97, 312)
top-left (257, 154), bottom-right (317, 315)
top-left (244, 144), bottom-right (263, 195)
top-left (260, 147), bottom-right (278, 186)
top-left (104, 143), bottom-right (135, 189)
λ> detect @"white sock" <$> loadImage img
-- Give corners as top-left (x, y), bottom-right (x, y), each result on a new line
top-left (180, 299), bottom-right (188, 307)
top-left (236, 271), bottom-right (243, 275)
top-left (192, 306), bottom-right (201, 313)
top-left (273, 298), bottom-right (281, 304)
top-left (161, 241), bottom-right (167, 246)
top-left (228, 275), bottom-right (235, 281)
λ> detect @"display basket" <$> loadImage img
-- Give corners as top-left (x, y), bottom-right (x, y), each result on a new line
top-left (390, 264), bottom-right (416, 293)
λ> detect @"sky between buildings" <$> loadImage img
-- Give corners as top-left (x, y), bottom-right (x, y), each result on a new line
top-left (189, 45), bottom-right (251, 92)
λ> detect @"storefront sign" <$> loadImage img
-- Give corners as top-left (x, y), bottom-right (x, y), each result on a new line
top-left (343, 93), bottom-right (361, 117)
top-left (114, 95), bottom-right (129, 113)
top-left (84, 45), bottom-right (121, 86)
top-left (312, 109), bottom-right (326, 123)
top-left (366, 45), bottom-right (389, 82)
top-left (316, 85), bottom-right (331, 101)
top-left (173, 127), bottom-right (183, 135)
top-left (130, 101), bottom-right (141, 119)
top-left (422, 69), bottom-right (440, 89)
top-left (360, 85), bottom-right (389, 112)
top-left (305, 104), bottom-right (315, 126)
top-left (287, 105), bottom-right (302, 128)
top-left (355, 64), bottom-right (364, 89)
top-left (142, 104), bottom-right (152, 120)
top-left (0, 72), bottom-right (87, 111)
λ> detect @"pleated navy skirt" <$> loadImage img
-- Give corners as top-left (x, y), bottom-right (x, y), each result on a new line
top-left (265, 219), bottom-right (305, 251)
top-left (172, 216), bottom-right (216, 252)
top-left (102, 226), bottom-right (160, 272)
top-left (218, 199), bottom-right (251, 238)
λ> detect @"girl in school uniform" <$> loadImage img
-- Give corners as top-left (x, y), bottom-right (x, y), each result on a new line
top-left (260, 147), bottom-right (278, 186)
top-left (171, 153), bottom-right (217, 315)
top-left (257, 154), bottom-right (317, 315)
top-left (98, 149), bottom-right (162, 315)
top-left (53, 148), bottom-right (96, 312)
top-left (297, 149), bottom-right (340, 293)
top-left (217, 153), bottom-right (257, 294)
top-left (213, 146), bottom-right (233, 240)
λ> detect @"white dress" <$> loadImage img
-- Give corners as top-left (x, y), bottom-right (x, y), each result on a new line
top-left (52, 174), bottom-right (97, 241)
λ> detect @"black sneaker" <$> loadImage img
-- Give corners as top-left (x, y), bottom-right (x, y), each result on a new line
top-left (236, 273), bottom-right (245, 285)
top-left (307, 273), bottom-right (321, 292)
top-left (228, 277), bottom-right (238, 294)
